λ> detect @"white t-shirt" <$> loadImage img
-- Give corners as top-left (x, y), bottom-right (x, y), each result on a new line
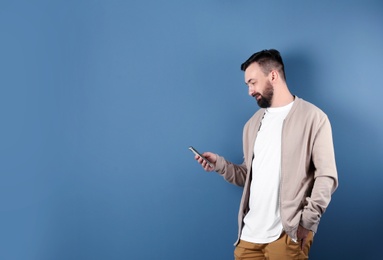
top-left (240, 102), bottom-right (293, 244)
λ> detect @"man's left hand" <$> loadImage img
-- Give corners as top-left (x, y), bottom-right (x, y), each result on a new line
top-left (297, 225), bottom-right (310, 250)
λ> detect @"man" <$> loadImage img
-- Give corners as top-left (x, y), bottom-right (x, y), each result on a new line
top-left (194, 49), bottom-right (338, 259)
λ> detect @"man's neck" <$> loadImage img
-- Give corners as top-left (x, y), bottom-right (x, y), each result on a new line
top-left (268, 81), bottom-right (294, 107)
top-left (271, 93), bottom-right (294, 108)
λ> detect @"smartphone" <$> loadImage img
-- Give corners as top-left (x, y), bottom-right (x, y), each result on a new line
top-left (188, 146), bottom-right (213, 167)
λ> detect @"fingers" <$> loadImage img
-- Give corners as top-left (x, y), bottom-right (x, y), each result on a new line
top-left (300, 237), bottom-right (306, 250)
top-left (296, 225), bottom-right (310, 250)
top-left (202, 152), bottom-right (217, 164)
top-left (194, 155), bottom-right (214, 172)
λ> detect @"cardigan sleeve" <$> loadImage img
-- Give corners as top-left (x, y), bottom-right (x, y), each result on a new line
top-left (214, 155), bottom-right (248, 187)
top-left (301, 115), bottom-right (338, 232)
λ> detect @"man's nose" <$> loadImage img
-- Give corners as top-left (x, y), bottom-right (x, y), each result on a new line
top-left (248, 86), bottom-right (255, 96)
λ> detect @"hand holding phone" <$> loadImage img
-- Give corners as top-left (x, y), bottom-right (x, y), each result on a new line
top-left (188, 146), bottom-right (214, 168)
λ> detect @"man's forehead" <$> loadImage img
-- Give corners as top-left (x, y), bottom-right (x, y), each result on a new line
top-left (244, 63), bottom-right (262, 81)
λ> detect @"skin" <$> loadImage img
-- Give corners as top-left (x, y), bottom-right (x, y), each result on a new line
top-left (194, 61), bottom-right (309, 250)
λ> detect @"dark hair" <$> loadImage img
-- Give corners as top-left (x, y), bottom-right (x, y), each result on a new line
top-left (240, 49), bottom-right (286, 81)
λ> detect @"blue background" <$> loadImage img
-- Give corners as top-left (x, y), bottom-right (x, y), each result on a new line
top-left (1, 0), bottom-right (382, 259)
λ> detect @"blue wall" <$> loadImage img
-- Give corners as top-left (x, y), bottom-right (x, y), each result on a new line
top-left (1, 0), bottom-right (382, 259)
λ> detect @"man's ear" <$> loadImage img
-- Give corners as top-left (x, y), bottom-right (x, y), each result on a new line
top-left (270, 70), bottom-right (278, 82)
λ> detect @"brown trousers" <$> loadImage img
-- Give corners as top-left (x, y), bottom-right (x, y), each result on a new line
top-left (234, 231), bottom-right (314, 260)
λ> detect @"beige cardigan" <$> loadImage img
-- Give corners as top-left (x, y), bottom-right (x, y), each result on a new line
top-left (214, 97), bottom-right (338, 245)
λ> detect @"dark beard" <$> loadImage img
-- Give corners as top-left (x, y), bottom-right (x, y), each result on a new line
top-left (257, 82), bottom-right (274, 108)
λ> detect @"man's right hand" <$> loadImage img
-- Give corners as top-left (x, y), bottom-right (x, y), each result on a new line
top-left (195, 152), bottom-right (217, 172)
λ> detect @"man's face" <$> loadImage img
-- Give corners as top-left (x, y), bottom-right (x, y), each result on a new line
top-left (244, 62), bottom-right (274, 108)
